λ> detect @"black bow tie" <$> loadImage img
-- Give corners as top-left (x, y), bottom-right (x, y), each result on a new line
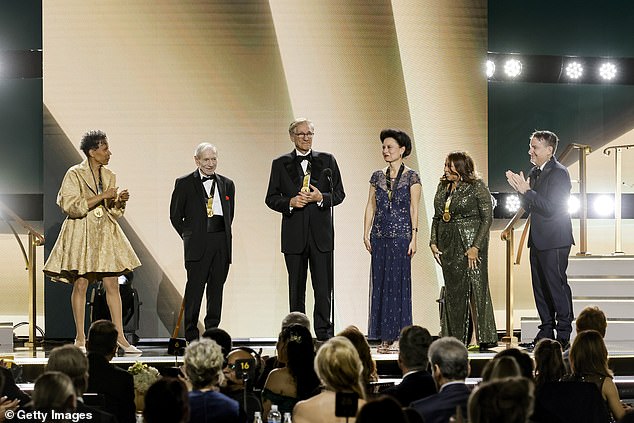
top-left (201, 175), bottom-right (216, 182)
top-left (296, 154), bottom-right (312, 163)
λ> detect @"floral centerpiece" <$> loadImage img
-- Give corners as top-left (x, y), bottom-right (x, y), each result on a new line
top-left (128, 361), bottom-right (161, 412)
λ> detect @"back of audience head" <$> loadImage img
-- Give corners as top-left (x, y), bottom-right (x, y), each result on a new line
top-left (356, 396), bottom-right (408, 423)
top-left (469, 377), bottom-right (534, 423)
top-left (576, 306), bottom-right (607, 338)
top-left (281, 312), bottom-right (311, 330)
top-left (184, 338), bottom-right (225, 390)
top-left (315, 336), bottom-right (366, 399)
top-left (86, 319), bottom-right (118, 356)
top-left (533, 339), bottom-right (565, 387)
top-left (569, 329), bottom-right (611, 377)
top-left (46, 345), bottom-right (89, 396)
top-left (428, 337), bottom-right (469, 384)
top-left (280, 323), bottom-right (319, 399)
top-left (481, 356), bottom-right (521, 383)
top-left (201, 327), bottom-right (232, 361)
top-left (398, 325), bottom-right (433, 371)
top-left (494, 348), bottom-right (534, 380)
top-left (337, 325), bottom-right (378, 384)
top-left (32, 371), bottom-right (76, 413)
top-left (144, 377), bottom-right (190, 423)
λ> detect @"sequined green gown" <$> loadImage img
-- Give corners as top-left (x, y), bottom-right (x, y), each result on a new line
top-left (430, 179), bottom-right (497, 344)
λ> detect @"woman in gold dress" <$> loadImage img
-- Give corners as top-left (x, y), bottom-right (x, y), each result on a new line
top-left (44, 130), bottom-right (141, 353)
top-left (429, 151), bottom-right (497, 350)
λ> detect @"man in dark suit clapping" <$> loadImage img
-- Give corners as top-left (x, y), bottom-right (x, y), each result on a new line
top-left (265, 118), bottom-right (345, 341)
top-left (506, 130), bottom-right (574, 350)
top-left (170, 143), bottom-right (235, 342)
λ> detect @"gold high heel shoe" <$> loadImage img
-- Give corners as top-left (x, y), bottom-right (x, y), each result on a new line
top-left (74, 340), bottom-right (87, 354)
top-left (118, 341), bottom-right (142, 354)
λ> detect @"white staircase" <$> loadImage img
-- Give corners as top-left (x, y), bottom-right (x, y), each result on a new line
top-left (520, 256), bottom-right (634, 345)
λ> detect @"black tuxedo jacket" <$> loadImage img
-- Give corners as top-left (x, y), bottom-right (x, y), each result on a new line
top-left (170, 171), bottom-right (235, 263)
top-left (383, 370), bottom-right (437, 407)
top-left (522, 157), bottom-right (574, 250)
top-left (411, 382), bottom-right (470, 423)
top-left (87, 353), bottom-right (136, 423)
top-left (265, 150), bottom-right (345, 254)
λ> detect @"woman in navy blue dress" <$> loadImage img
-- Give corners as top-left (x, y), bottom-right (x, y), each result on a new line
top-left (364, 129), bottom-right (421, 352)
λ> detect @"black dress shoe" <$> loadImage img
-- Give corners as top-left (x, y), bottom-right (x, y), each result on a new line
top-left (556, 339), bottom-right (570, 351)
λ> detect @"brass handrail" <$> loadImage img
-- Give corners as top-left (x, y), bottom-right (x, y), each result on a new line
top-left (559, 143), bottom-right (592, 255)
top-left (0, 201), bottom-right (45, 347)
top-left (500, 208), bottom-right (527, 345)
top-left (603, 145), bottom-right (634, 254)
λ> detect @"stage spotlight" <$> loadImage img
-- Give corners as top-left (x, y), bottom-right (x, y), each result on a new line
top-left (565, 61), bottom-right (583, 79)
top-left (486, 60), bottom-right (495, 78)
top-left (504, 59), bottom-right (522, 78)
top-left (599, 62), bottom-right (617, 80)
top-left (505, 194), bottom-right (521, 213)
top-left (568, 195), bottom-right (580, 215)
top-left (593, 194), bottom-right (614, 217)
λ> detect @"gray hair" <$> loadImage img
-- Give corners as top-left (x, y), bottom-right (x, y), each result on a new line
top-left (288, 118), bottom-right (314, 134)
top-left (32, 371), bottom-right (76, 412)
top-left (281, 312), bottom-right (311, 330)
top-left (194, 142), bottom-right (217, 158)
top-left (184, 338), bottom-right (225, 390)
top-left (428, 337), bottom-right (469, 381)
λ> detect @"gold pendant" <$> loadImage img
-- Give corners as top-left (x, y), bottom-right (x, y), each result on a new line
top-left (301, 174), bottom-right (310, 192)
top-left (94, 206), bottom-right (104, 218)
top-left (207, 198), bottom-right (214, 217)
top-left (442, 211), bottom-right (451, 222)
top-left (207, 208), bottom-right (214, 217)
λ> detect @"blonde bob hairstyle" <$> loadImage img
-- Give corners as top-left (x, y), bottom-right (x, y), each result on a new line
top-left (315, 336), bottom-right (366, 399)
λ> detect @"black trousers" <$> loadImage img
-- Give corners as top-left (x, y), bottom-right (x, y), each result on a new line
top-left (530, 245), bottom-right (573, 342)
top-left (284, 231), bottom-right (333, 340)
top-left (184, 231), bottom-right (230, 341)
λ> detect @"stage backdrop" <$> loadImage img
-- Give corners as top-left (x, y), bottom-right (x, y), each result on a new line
top-left (41, 0), bottom-right (487, 339)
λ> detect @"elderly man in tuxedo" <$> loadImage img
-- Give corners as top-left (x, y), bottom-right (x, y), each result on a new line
top-left (265, 118), bottom-right (345, 341)
top-left (170, 143), bottom-right (235, 342)
top-left (506, 130), bottom-right (574, 350)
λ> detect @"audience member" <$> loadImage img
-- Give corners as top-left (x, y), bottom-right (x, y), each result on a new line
top-left (222, 348), bottom-right (263, 421)
top-left (337, 326), bottom-right (378, 386)
top-left (0, 370), bottom-right (19, 420)
top-left (468, 377), bottom-right (534, 423)
top-left (184, 338), bottom-right (242, 423)
top-left (567, 330), bottom-right (629, 421)
top-left (564, 305), bottom-right (608, 371)
top-left (86, 320), bottom-right (136, 423)
top-left (47, 344), bottom-right (117, 423)
top-left (32, 371), bottom-right (76, 415)
top-left (410, 337), bottom-right (471, 423)
top-left (0, 362), bottom-right (28, 408)
top-left (256, 312), bottom-right (311, 390)
top-left (533, 338), bottom-right (565, 390)
top-left (356, 396), bottom-right (408, 423)
top-left (202, 327), bottom-right (233, 360)
top-left (382, 325), bottom-right (436, 406)
top-left (293, 336), bottom-right (366, 423)
top-left (262, 324), bottom-right (320, 417)
top-left (619, 411), bottom-right (634, 423)
top-left (492, 348), bottom-right (534, 380)
top-left (143, 378), bottom-right (190, 423)
top-left (480, 356), bottom-right (521, 383)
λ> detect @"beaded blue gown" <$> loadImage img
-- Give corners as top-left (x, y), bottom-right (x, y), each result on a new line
top-left (368, 168), bottom-right (420, 341)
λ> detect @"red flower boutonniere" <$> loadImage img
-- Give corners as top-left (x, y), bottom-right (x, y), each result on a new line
top-left (225, 195), bottom-right (230, 201)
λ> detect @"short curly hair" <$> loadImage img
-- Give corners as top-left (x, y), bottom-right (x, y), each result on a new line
top-left (184, 338), bottom-right (225, 390)
top-left (79, 130), bottom-right (108, 157)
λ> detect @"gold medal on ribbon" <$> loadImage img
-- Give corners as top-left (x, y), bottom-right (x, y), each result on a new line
top-left (442, 211), bottom-right (451, 222)
top-left (206, 197), bottom-right (214, 217)
top-left (94, 206), bottom-right (104, 218)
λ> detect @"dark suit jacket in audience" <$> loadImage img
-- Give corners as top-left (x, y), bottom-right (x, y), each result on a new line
top-left (189, 390), bottom-right (243, 423)
top-left (532, 381), bottom-right (611, 423)
top-left (383, 370), bottom-right (436, 407)
top-left (76, 400), bottom-right (119, 423)
top-left (410, 382), bottom-right (470, 423)
top-left (87, 353), bottom-right (136, 423)
top-left (0, 366), bottom-right (31, 406)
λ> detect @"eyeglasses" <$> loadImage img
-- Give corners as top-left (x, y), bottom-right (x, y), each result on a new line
top-left (226, 362), bottom-right (238, 370)
top-left (293, 132), bottom-right (314, 138)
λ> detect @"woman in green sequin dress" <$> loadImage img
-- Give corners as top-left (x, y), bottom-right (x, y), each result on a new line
top-left (429, 151), bottom-right (497, 348)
